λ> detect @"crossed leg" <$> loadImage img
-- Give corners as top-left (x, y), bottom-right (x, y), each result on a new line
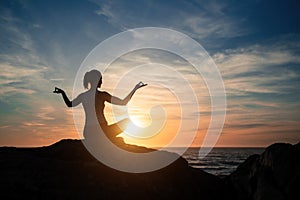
top-left (100, 118), bottom-right (129, 143)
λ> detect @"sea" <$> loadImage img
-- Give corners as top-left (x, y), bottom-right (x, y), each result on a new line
top-left (166, 147), bottom-right (265, 176)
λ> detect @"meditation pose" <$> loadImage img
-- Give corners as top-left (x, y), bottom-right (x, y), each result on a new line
top-left (53, 69), bottom-right (147, 144)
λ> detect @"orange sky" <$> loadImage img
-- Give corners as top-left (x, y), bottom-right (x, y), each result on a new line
top-left (1, 49), bottom-right (298, 148)
top-left (1, 1), bottom-right (300, 148)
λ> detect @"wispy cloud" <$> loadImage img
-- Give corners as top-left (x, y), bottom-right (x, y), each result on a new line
top-left (214, 42), bottom-right (300, 95)
top-left (211, 40), bottom-right (300, 146)
top-left (0, 5), bottom-right (81, 145)
top-left (0, 0), bottom-right (299, 147)
top-left (182, 1), bottom-right (248, 39)
top-left (92, 0), bottom-right (249, 40)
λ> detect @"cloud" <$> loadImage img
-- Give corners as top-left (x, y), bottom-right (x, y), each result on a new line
top-left (0, 0), bottom-right (299, 147)
top-left (0, 5), bottom-right (77, 144)
top-left (213, 42), bottom-right (300, 95)
top-left (208, 39), bottom-right (300, 145)
top-left (32, 24), bottom-right (42, 29)
top-left (92, 0), bottom-right (248, 40)
top-left (182, 13), bottom-right (246, 39)
top-left (94, 2), bottom-right (123, 28)
top-left (215, 46), bottom-right (300, 76)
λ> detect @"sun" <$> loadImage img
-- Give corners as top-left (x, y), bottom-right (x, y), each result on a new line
top-left (129, 115), bottom-right (150, 128)
top-left (122, 115), bottom-right (150, 138)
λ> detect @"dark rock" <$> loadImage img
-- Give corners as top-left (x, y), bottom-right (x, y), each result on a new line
top-left (227, 142), bottom-right (300, 200)
top-left (0, 139), bottom-right (230, 200)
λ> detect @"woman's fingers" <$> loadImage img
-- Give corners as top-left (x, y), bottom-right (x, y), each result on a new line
top-left (139, 81), bottom-right (147, 86)
top-left (53, 87), bottom-right (62, 93)
top-left (136, 82), bottom-right (147, 89)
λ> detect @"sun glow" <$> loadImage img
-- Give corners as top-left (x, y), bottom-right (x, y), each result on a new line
top-left (123, 115), bottom-right (149, 137)
top-left (128, 115), bottom-right (151, 128)
top-left (122, 108), bottom-right (164, 139)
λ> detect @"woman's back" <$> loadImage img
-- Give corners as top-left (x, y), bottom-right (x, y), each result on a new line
top-left (80, 90), bottom-right (98, 127)
top-left (95, 91), bottom-right (111, 125)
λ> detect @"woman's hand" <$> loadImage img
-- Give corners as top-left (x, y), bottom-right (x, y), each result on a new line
top-left (134, 81), bottom-right (147, 90)
top-left (109, 81), bottom-right (147, 106)
top-left (53, 87), bottom-right (64, 94)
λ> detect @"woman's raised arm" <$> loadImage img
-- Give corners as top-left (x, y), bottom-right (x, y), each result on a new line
top-left (53, 87), bottom-right (82, 107)
top-left (108, 82), bottom-right (147, 106)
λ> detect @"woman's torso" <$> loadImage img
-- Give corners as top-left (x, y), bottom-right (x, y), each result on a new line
top-left (81, 90), bottom-right (108, 127)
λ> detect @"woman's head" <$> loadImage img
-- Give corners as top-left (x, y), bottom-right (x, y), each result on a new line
top-left (83, 70), bottom-right (102, 89)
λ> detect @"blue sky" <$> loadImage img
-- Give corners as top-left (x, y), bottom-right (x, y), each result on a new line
top-left (0, 0), bottom-right (299, 147)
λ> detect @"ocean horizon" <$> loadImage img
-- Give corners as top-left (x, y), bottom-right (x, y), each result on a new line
top-left (164, 147), bottom-right (265, 176)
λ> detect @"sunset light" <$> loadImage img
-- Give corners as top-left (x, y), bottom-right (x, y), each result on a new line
top-left (0, 0), bottom-right (299, 148)
top-left (1, 1), bottom-right (299, 198)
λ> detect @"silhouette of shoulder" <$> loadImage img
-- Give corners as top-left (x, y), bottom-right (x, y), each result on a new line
top-left (96, 91), bottom-right (112, 102)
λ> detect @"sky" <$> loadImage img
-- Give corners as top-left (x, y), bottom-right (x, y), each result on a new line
top-left (0, 0), bottom-right (299, 147)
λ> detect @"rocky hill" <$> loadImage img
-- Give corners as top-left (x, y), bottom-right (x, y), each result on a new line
top-left (0, 139), bottom-right (230, 200)
top-left (1, 139), bottom-right (299, 200)
top-left (227, 142), bottom-right (300, 200)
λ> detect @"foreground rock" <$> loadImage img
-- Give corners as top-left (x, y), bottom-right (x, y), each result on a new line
top-left (227, 142), bottom-right (300, 200)
top-left (0, 139), bottom-right (230, 200)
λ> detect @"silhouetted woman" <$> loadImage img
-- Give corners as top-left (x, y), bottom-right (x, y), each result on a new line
top-left (54, 70), bottom-right (147, 144)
